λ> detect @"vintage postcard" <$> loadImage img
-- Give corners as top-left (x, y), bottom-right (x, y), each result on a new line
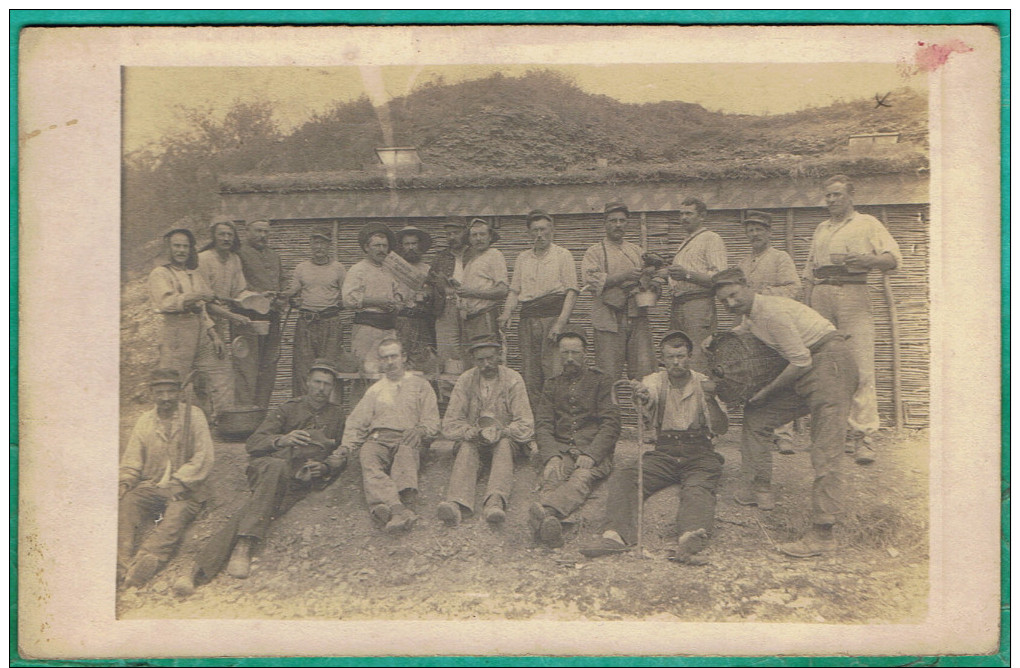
top-left (17, 24), bottom-right (1001, 658)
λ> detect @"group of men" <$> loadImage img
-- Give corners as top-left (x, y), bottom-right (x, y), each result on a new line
top-left (120, 173), bottom-right (901, 591)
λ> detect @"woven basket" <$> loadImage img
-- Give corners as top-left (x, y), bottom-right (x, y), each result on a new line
top-left (706, 331), bottom-right (786, 405)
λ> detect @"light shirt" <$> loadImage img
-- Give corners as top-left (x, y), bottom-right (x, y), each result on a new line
top-left (148, 265), bottom-right (217, 331)
top-left (119, 404), bottom-right (215, 490)
top-left (342, 258), bottom-right (405, 312)
top-left (197, 249), bottom-right (247, 300)
top-left (734, 294), bottom-right (836, 368)
top-left (803, 210), bottom-right (902, 278)
top-left (459, 247), bottom-right (508, 316)
top-left (509, 243), bottom-right (579, 302)
top-left (669, 227), bottom-right (727, 296)
top-left (581, 239), bottom-right (645, 332)
top-left (286, 259), bottom-right (347, 311)
top-left (340, 372), bottom-right (440, 451)
top-left (737, 246), bottom-right (801, 299)
top-left (639, 369), bottom-right (715, 433)
top-left (442, 366), bottom-right (534, 444)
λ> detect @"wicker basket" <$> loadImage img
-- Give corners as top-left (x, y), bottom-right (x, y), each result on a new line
top-left (706, 331), bottom-right (786, 405)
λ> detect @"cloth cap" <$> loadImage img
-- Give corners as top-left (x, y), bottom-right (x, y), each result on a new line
top-left (163, 227), bottom-right (196, 244)
top-left (396, 225), bottom-right (432, 253)
top-left (149, 368), bottom-right (182, 387)
top-left (660, 330), bottom-right (693, 351)
top-left (604, 201), bottom-right (629, 215)
top-left (310, 227), bottom-right (333, 241)
top-left (248, 220), bottom-right (271, 231)
top-left (555, 326), bottom-right (588, 348)
top-left (467, 218), bottom-right (499, 244)
top-left (308, 358), bottom-right (339, 377)
top-left (743, 210), bottom-right (773, 228)
top-left (711, 267), bottom-right (748, 291)
top-left (443, 216), bottom-right (467, 229)
top-left (358, 222), bottom-right (396, 251)
top-left (526, 209), bottom-right (554, 227)
top-left (468, 339), bottom-right (502, 354)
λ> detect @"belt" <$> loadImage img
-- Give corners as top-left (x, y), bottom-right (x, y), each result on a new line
top-left (353, 310), bottom-right (398, 330)
top-left (299, 306), bottom-right (341, 321)
top-left (655, 429), bottom-right (712, 456)
top-left (367, 428), bottom-right (404, 443)
top-left (672, 290), bottom-right (713, 305)
top-left (808, 330), bottom-right (846, 353)
top-left (397, 307), bottom-right (431, 319)
top-left (520, 293), bottom-right (566, 318)
top-left (813, 266), bottom-right (868, 285)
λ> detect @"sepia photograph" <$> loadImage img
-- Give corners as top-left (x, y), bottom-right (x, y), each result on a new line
top-left (17, 21), bottom-right (1002, 659)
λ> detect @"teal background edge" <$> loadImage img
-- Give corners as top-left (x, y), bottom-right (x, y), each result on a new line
top-left (9, 8), bottom-right (1010, 667)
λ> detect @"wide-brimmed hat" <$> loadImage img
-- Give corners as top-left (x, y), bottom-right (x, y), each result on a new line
top-left (358, 222), bottom-right (396, 251)
top-left (396, 225), bottom-right (432, 253)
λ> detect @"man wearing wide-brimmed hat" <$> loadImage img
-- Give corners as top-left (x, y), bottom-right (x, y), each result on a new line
top-left (282, 226), bottom-right (347, 397)
top-left (118, 368), bottom-right (214, 589)
top-left (342, 222), bottom-right (407, 374)
top-left (394, 225), bottom-right (436, 370)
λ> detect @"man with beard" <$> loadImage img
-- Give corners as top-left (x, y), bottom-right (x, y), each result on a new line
top-left (394, 226), bottom-right (436, 371)
top-left (802, 175), bottom-right (901, 464)
top-left (335, 338), bottom-right (440, 533)
top-left (581, 201), bottom-right (656, 381)
top-left (711, 268), bottom-right (858, 557)
top-left (436, 340), bottom-right (534, 527)
top-left (119, 368), bottom-right (214, 589)
top-left (173, 360), bottom-right (346, 594)
top-left (529, 330), bottom-right (620, 547)
top-left (499, 209), bottom-right (579, 410)
top-left (147, 227), bottom-right (234, 417)
top-left (237, 220), bottom-right (286, 407)
top-left (427, 217), bottom-right (469, 371)
top-left (283, 227), bottom-right (347, 397)
top-left (343, 223), bottom-right (405, 374)
top-left (580, 331), bottom-right (728, 564)
top-left (666, 197), bottom-right (727, 374)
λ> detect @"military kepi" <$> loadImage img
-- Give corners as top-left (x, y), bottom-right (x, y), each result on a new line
top-left (149, 368), bottom-right (183, 387)
top-left (604, 201), bottom-right (629, 215)
top-left (660, 330), bottom-right (693, 351)
top-left (743, 210), bottom-right (773, 228)
top-left (308, 358), bottom-right (339, 376)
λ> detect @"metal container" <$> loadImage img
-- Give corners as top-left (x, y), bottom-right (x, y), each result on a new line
top-left (215, 405), bottom-right (267, 440)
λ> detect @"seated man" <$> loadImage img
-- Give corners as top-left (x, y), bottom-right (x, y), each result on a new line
top-left (436, 340), bottom-right (534, 526)
top-left (580, 330), bottom-right (728, 564)
top-left (173, 360), bottom-right (345, 595)
top-left (336, 338), bottom-right (440, 533)
top-left (119, 368), bottom-right (214, 589)
top-left (530, 330), bottom-right (620, 547)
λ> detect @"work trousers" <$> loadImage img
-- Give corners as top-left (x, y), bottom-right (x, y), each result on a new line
top-left (234, 311), bottom-right (283, 408)
top-left (810, 283), bottom-right (879, 434)
top-left (193, 456), bottom-right (313, 583)
top-left (359, 432), bottom-right (421, 512)
top-left (593, 313), bottom-right (655, 381)
top-left (158, 313), bottom-right (235, 417)
top-left (434, 300), bottom-right (464, 368)
top-left (741, 336), bottom-right (858, 525)
top-left (518, 315), bottom-right (562, 410)
top-left (118, 484), bottom-right (203, 577)
top-left (292, 314), bottom-right (343, 397)
top-left (604, 447), bottom-right (723, 546)
top-left (395, 315), bottom-right (435, 371)
top-left (445, 437), bottom-right (518, 514)
top-left (669, 296), bottom-right (717, 375)
top-left (538, 451), bottom-right (612, 519)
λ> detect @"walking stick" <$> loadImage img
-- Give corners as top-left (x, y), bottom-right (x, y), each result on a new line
top-left (613, 379), bottom-right (646, 558)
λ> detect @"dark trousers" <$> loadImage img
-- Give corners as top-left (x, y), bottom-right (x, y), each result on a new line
top-left (741, 336), bottom-right (858, 525)
top-left (252, 311), bottom-right (283, 407)
top-left (193, 457), bottom-right (311, 583)
top-left (395, 315), bottom-right (435, 371)
top-left (292, 314), bottom-right (343, 397)
top-left (604, 448), bottom-right (723, 546)
top-left (593, 314), bottom-right (655, 381)
top-left (538, 452), bottom-right (612, 519)
top-left (118, 485), bottom-right (202, 576)
top-left (519, 315), bottom-right (562, 411)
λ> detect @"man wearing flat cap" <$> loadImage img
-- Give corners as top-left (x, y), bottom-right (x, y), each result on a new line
top-left (437, 339), bottom-right (534, 527)
top-left (581, 330), bottom-right (728, 564)
top-left (580, 201), bottom-right (656, 382)
top-left (737, 210), bottom-right (801, 454)
top-left (237, 220), bottom-right (286, 407)
top-left (426, 217), bottom-right (470, 372)
top-left (394, 225), bottom-right (436, 371)
top-left (530, 329), bottom-right (620, 547)
top-left (173, 360), bottom-right (346, 594)
top-left (119, 368), bottom-right (214, 589)
top-left (710, 267), bottom-right (858, 558)
top-left (148, 227), bottom-right (234, 418)
top-left (343, 223), bottom-right (407, 374)
top-left (499, 209), bottom-right (580, 410)
top-left (667, 197), bottom-right (728, 374)
top-left (283, 227), bottom-right (347, 397)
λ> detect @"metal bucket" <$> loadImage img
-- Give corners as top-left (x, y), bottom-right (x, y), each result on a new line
top-left (216, 405), bottom-right (267, 440)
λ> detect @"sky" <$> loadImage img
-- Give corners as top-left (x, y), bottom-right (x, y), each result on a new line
top-left (123, 63), bottom-right (927, 153)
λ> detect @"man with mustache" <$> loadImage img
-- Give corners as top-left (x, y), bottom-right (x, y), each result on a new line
top-left (119, 368), bottom-right (214, 589)
top-left (237, 219), bottom-right (285, 407)
top-left (529, 330), bottom-right (620, 547)
top-left (343, 223), bottom-right (405, 375)
top-left (282, 227), bottom-right (347, 397)
top-left (711, 268), bottom-right (858, 557)
top-left (456, 218), bottom-right (508, 363)
top-left (173, 360), bottom-right (346, 595)
top-left (148, 226), bottom-right (234, 417)
top-left (580, 201), bottom-right (656, 381)
top-left (499, 209), bottom-right (579, 410)
top-left (436, 340), bottom-right (534, 527)
top-left (335, 338), bottom-right (440, 533)
top-left (394, 226), bottom-right (436, 371)
top-left (802, 175), bottom-right (901, 465)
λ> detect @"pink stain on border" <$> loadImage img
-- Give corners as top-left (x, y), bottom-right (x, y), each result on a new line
top-left (914, 39), bottom-right (973, 72)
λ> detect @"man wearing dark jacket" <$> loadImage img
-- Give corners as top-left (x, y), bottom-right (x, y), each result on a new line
top-left (529, 330), bottom-right (621, 547)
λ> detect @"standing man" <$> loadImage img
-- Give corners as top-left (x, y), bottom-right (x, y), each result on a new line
top-left (237, 220), bottom-right (285, 407)
top-left (336, 338), bottom-right (440, 533)
top-left (580, 331), bottom-right (728, 564)
top-left (342, 223), bottom-right (404, 374)
top-left (427, 217), bottom-right (469, 372)
top-left (436, 340), bottom-right (534, 527)
top-left (456, 218), bottom-right (508, 357)
top-left (581, 201), bottom-right (655, 381)
top-left (530, 330), bottom-right (620, 547)
top-left (499, 209), bottom-right (579, 409)
top-left (394, 225), bottom-right (436, 371)
top-left (667, 197), bottom-right (727, 374)
top-left (119, 369), bottom-right (214, 588)
top-left (736, 210), bottom-right (802, 455)
top-left (712, 268), bottom-right (858, 557)
top-left (803, 175), bottom-right (901, 464)
top-left (173, 360), bottom-right (346, 594)
top-left (283, 227), bottom-right (347, 397)
top-left (148, 227), bottom-right (234, 417)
